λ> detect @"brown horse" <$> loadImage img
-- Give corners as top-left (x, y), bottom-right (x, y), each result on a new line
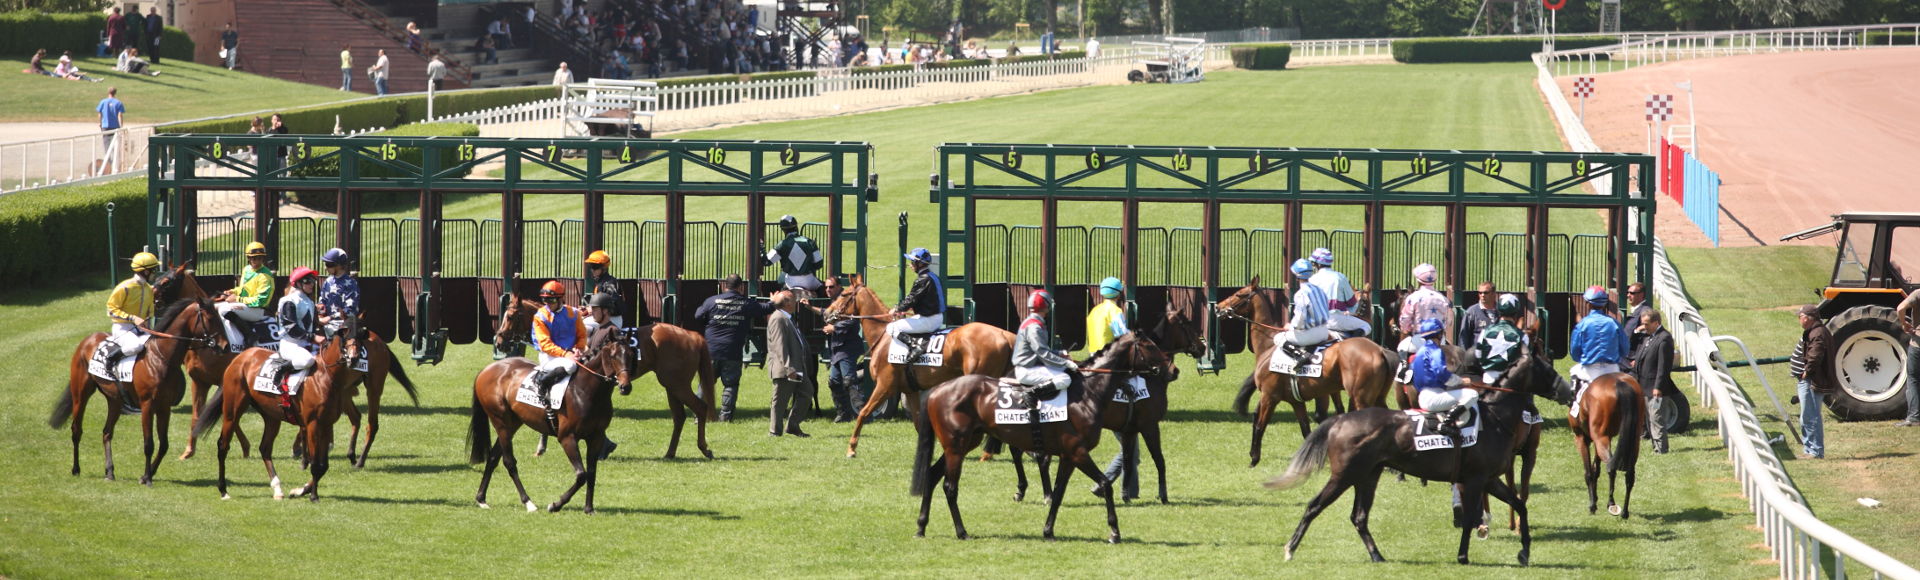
top-left (467, 326), bottom-right (634, 513)
top-left (496, 296), bottom-right (716, 459)
top-left (914, 333), bottom-right (1173, 542)
top-left (1214, 277), bottom-right (1396, 467)
top-left (49, 296), bottom-right (227, 485)
top-left (1561, 372), bottom-right (1646, 518)
top-left (1266, 336), bottom-right (1561, 566)
top-left (822, 274), bottom-right (1015, 458)
top-left (191, 335), bottom-right (356, 501)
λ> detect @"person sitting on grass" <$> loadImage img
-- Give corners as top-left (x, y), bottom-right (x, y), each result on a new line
top-left (115, 47), bottom-right (160, 76)
top-left (55, 52), bottom-right (101, 82)
top-left (22, 49), bottom-right (54, 77)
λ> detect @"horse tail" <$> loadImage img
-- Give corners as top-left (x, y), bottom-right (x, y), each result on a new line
top-left (697, 337), bottom-right (717, 421)
top-left (1265, 419), bottom-right (1334, 490)
top-left (191, 388), bottom-right (225, 442)
top-left (1609, 380), bottom-right (1642, 472)
top-left (467, 393), bottom-right (491, 465)
top-left (385, 342), bottom-right (421, 406)
top-left (1233, 373), bottom-right (1258, 418)
top-left (48, 385), bottom-right (75, 429)
top-left (910, 398), bottom-right (936, 497)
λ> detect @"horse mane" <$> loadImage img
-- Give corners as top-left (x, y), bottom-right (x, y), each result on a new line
top-left (1088, 333), bottom-right (1140, 369)
top-left (149, 296), bottom-right (207, 331)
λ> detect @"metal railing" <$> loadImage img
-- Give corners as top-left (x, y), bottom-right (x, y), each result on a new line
top-left (1544, 23), bottom-right (1920, 77)
top-left (0, 126), bottom-right (153, 195)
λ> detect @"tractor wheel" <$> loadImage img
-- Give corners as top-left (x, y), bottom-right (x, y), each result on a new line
top-left (1823, 306), bottom-right (1911, 421)
top-left (1653, 379), bottom-right (1691, 435)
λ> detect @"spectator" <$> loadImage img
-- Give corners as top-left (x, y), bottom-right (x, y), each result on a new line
top-left (339, 44), bottom-right (353, 91)
top-left (220, 22), bottom-right (239, 69)
top-left (1086, 37), bottom-right (1101, 58)
top-left (479, 34), bottom-right (498, 64)
top-left (1459, 281), bottom-right (1499, 346)
top-left (368, 49), bottom-right (390, 95)
top-left (116, 47), bottom-right (160, 76)
top-left (1005, 42), bottom-right (1021, 58)
top-left (106, 7), bottom-right (127, 54)
top-left (1790, 304), bottom-right (1835, 458)
top-left (552, 61), bottom-right (573, 86)
top-left (23, 49), bottom-right (54, 77)
top-left (56, 52), bottom-right (99, 82)
top-left (1628, 308), bottom-right (1673, 454)
top-left (406, 21), bottom-right (424, 54)
top-left (1624, 282), bottom-right (1651, 349)
top-left (145, 7), bottom-right (164, 64)
top-left (239, 116), bottom-right (265, 161)
top-left (488, 16), bottom-right (514, 50)
top-left (268, 113), bottom-right (290, 162)
top-left (125, 8), bottom-right (144, 61)
top-left (1897, 290), bottom-right (1920, 427)
top-left (93, 87), bottom-right (125, 175)
top-left (764, 291), bottom-right (812, 437)
top-left (820, 277), bottom-right (865, 423)
top-left (426, 51), bottom-right (447, 91)
top-left (693, 274), bottom-right (776, 422)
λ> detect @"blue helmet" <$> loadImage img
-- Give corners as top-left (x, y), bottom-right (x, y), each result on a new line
top-left (321, 247), bottom-right (349, 265)
top-left (905, 248), bottom-right (933, 265)
top-left (1416, 318), bottom-right (1445, 338)
top-left (1099, 276), bottom-right (1123, 298)
top-left (1290, 258), bottom-right (1315, 279)
top-left (1583, 285), bottom-right (1610, 306)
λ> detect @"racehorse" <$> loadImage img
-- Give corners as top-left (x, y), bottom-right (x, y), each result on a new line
top-left (161, 269), bottom-right (418, 467)
top-left (50, 296), bottom-right (226, 484)
top-left (467, 326), bottom-right (634, 513)
top-left (914, 333), bottom-right (1173, 542)
top-left (1214, 277), bottom-right (1396, 467)
top-left (1561, 372), bottom-right (1646, 519)
top-left (192, 334), bottom-right (356, 501)
top-left (821, 274), bottom-right (1015, 459)
top-left (496, 296), bottom-right (716, 459)
top-left (1265, 335), bottom-right (1561, 566)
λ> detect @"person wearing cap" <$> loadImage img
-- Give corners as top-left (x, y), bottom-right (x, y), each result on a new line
top-left (1085, 276), bottom-right (1129, 354)
top-left (317, 248), bottom-right (360, 339)
top-left (1277, 258), bottom-right (1333, 365)
top-left (268, 267), bottom-right (322, 405)
top-left (1568, 285), bottom-right (1630, 416)
top-left (583, 250), bottom-right (624, 332)
top-left (529, 280), bottom-right (590, 401)
top-left (1014, 290), bottom-right (1076, 394)
top-left (764, 215), bottom-right (825, 297)
top-left (765, 291), bottom-right (813, 437)
top-left (1396, 262), bottom-right (1455, 363)
top-left (1412, 317), bottom-right (1476, 433)
top-left (102, 252), bottom-right (162, 389)
top-left (887, 248), bottom-right (946, 340)
top-left (1790, 304), bottom-right (1836, 458)
top-left (217, 241), bottom-right (276, 350)
top-left (1307, 248), bottom-right (1371, 339)
top-left (1627, 306), bottom-right (1673, 454)
top-left (695, 274), bottom-right (777, 421)
top-left (1472, 294), bottom-right (1528, 386)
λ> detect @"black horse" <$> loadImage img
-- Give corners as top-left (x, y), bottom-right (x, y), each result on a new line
top-left (1265, 336), bottom-right (1560, 566)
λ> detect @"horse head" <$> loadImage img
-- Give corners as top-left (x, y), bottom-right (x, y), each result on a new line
top-left (1149, 307), bottom-right (1207, 360)
top-left (153, 296), bottom-right (228, 354)
top-left (1092, 332), bottom-right (1174, 382)
top-left (822, 273), bottom-right (880, 322)
top-left (1500, 336), bottom-right (1565, 406)
top-left (493, 295), bottom-right (538, 347)
top-left (1213, 276), bottom-right (1262, 319)
top-left (584, 325), bottom-right (634, 395)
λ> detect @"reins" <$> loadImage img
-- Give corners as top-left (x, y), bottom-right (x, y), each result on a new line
top-left (1217, 306), bottom-right (1286, 334)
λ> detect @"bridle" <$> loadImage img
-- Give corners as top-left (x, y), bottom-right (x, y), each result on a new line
top-left (1081, 337), bottom-right (1170, 379)
top-left (145, 300), bottom-right (227, 353)
top-left (822, 285), bottom-right (889, 323)
top-left (1215, 294), bottom-right (1287, 334)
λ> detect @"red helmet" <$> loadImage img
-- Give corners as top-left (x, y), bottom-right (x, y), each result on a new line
top-left (289, 267), bottom-right (319, 285)
top-left (1027, 289), bottom-right (1052, 311)
top-left (540, 280), bottom-right (566, 297)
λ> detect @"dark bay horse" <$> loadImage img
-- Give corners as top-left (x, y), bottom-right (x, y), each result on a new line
top-left (1265, 337), bottom-right (1561, 566)
top-left (50, 296), bottom-right (226, 485)
top-left (1563, 371), bottom-right (1646, 518)
top-left (1214, 277), bottom-right (1396, 467)
top-left (192, 337), bottom-right (356, 501)
top-left (822, 275), bottom-right (1015, 458)
top-left (496, 296), bottom-right (716, 459)
top-left (914, 333), bottom-right (1174, 542)
top-left (468, 326), bottom-right (634, 513)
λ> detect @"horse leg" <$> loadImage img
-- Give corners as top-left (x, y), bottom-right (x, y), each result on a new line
top-left (915, 451), bottom-right (947, 538)
top-left (343, 398), bottom-right (363, 466)
top-left (1313, 396), bottom-right (1329, 422)
top-left (476, 428), bottom-right (502, 509)
top-left (1249, 386), bottom-right (1279, 468)
top-left (941, 449), bottom-right (969, 540)
top-left (1008, 444), bottom-right (1028, 502)
top-left (1290, 399), bottom-right (1313, 440)
top-left (142, 398), bottom-right (172, 486)
top-left (180, 378), bottom-right (208, 460)
top-left (260, 418), bottom-right (285, 500)
top-left (1042, 454), bottom-right (1074, 540)
top-left (293, 419), bottom-right (332, 502)
top-left (1486, 478), bottom-right (1531, 566)
top-left (137, 399), bottom-right (157, 486)
top-left (583, 436), bottom-right (602, 515)
top-left (1455, 481), bottom-right (1486, 565)
top-left (846, 372), bottom-right (897, 457)
top-left (1035, 453), bottom-right (1054, 504)
top-left (1578, 434), bottom-right (1598, 515)
top-left (1071, 452), bottom-right (1121, 544)
top-left (357, 390), bottom-right (383, 469)
top-left (1350, 465), bottom-right (1387, 563)
top-left (68, 382), bottom-right (90, 476)
top-left (217, 407), bottom-right (237, 499)
top-left (100, 387), bottom-right (123, 481)
top-left (1605, 444), bottom-right (1621, 517)
top-left (1285, 473), bottom-right (1355, 561)
top-left (548, 435), bottom-right (589, 512)
top-left (501, 428), bottom-right (538, 512)
top-left (1622, 461), bottom-right (1636, 520)
top-left (679, 382), bottom-right (715, 459)
top-left (1143, 424), bottom-right (1170, 504)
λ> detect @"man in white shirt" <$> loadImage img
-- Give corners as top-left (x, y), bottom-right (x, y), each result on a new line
top-left (552, 61), bottom-right (573, 86)
top-left (369, 49), bottom-right (390, 95)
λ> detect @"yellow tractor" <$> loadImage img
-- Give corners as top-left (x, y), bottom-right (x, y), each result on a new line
top-left (1783, 212), bottom-right (1919, 420)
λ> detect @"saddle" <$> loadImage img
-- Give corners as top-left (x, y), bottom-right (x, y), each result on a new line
top-left (225, 316), bottom-right (279, 352)
top-left (1407, 404), bottom-right (1481, 451)
top-left (1270, 339), bottom-right (1337, 377)
top-left (88, 338), bottom-right (143, 383)
top-left (993, 377), bottom-right (1071, 425)
top-left (251, 356), bottom-right (308, 423)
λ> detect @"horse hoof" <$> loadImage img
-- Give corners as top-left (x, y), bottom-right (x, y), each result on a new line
top-left (583, 507), bottom-right (595, 515)
top-left (1457, 555), bottom-right (1470, 565)
top-left (177, 450), bottom-right (194, 460)
top-left (478, 502), bottom-right (491, 509)
top-left (220, 494), bottom-right (230, 500)
top-left (1284, 549), bottom-right (1294, 562)
top-left (308, 494), bottom-right (319, 503)
top-left (1607, 505), bottom-right (1622, 517)
top-left (846, 450), bottom-right (858, 458)
top-left (702, 448), bottom-right (715, 459)
top-left (1248, 459), bottom-right (1260, 468)
top-left (914, 531), bottom-right (925, 538)
top-left (546, 502), bottom-right (562, 513)
top-left (1476, 525), bottom-right (1490, 540)
top-left (956, 531), bottom-right (969, 540)
top-left (1517, 550), bottom-right (1530, 566)
top-left (1013, 492), bottom-right (1025, 502)
top-left (525, 501), bottom-right (538, 513)
top-left (1107, 534), bottom-right (1120, 544)
top-left (273, 493), bottom-right (284, 501)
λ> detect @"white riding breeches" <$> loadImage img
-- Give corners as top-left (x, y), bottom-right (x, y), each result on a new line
top-left (887, 315), bottom-right (943, 336)
top-left (1419, 387), bottom-right (1480, 414)
top-left (781, 274), bottom-right (822, 292)
top-left (1570, 362), bottom-right (1620, 383)
top-left (109, 323), bottom-right (150, 357)
top-left (1481, 370), bottom-right (1504, 385)
top-left (1279, 325), bottom-right (1331, 347)
top-left (1397, 336), bottom-right (1423, 357)
top-left (1327, 311), bottom-right (1371, 336)
top-left (535, 354), bottom-right (579, 374)
top-left (1015, 364), bottom-right (1072, 390)
top-left (277, 339), bottom-right (315, 371)
top-left (217, 303), bottom-right (266, 347)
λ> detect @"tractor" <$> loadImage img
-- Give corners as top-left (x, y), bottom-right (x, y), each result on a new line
top-left (1783, 212), bottom-right (1920, 421)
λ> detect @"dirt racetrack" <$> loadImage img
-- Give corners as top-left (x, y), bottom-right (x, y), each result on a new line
top-left (1554, 48), bottom-right (1920, 247)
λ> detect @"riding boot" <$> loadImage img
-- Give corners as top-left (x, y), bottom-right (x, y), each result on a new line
top-left (1438, 406), bottom-right (1468, 445)
top-left (534, 369), bottom-right (563, 432)
top-left (272, 363), bottom-right (296, 416)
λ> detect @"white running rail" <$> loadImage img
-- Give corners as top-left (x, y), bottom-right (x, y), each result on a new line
top-left (0, 126), bottom-right (153, 195)
top-left (427, 97), bottom-right (565, 126)
top-left (1543, 23), bottom-right (1920, 77)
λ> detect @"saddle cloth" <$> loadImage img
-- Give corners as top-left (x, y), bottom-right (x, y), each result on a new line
top-left (1113, 376), bottom-right (1151, 403)
top-left (515, 373), bottom-right (571, 410)
top-left (993, 379), bottom-right (1069, 424)
top-left (251, 357), bottom-right (305, 396)
top-left (886, 328), bottom-right (953, 366)
top-left (87, 340), bottom-right (140, 383)
top-left (1406, 406), bottom-right (1481, 451)
top-left (1268, 339), bottom-right (1333, 378)
top-left (225, 319), bottom-right (281, 353)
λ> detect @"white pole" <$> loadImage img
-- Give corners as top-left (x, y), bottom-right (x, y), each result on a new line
top-left (1684, 79), bottom-right (1697, 161)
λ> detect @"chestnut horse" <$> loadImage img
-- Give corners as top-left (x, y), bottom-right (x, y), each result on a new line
top-left (914, 333), bottom-right (1174, 542)
top-left (467, 326), bottom-right (634, 513)
top-left (496, 296), bottom-right (716, 459)
top-left (1214, 277), bottom-right (1396, 467)
top-left (1561, 372), bottom-right (1646, 518)
top-left (822, 275), bottom-right (1015, 458)
top-left (192, 336), bottom-right (356, 501)
top-left (49, 296), bottom-right (226, 485)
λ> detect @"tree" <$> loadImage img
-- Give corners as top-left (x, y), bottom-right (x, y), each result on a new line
top-left (1730, 0), bottom-right (1841, 26)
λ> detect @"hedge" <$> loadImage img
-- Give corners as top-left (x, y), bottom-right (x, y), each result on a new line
top-left (850, 63), bottom-right (915, 75)
top-left (1863, 30), bottom-right (1919, 45)
top-left (159, 85), bottom-right (557, 135)
top-left (1004, 50), bottom-right (1087, 63)
top-left (926, 58), bottom-right (991, 69)
top-left (1230, 44), bottom-right (1292, 70)
top-left (1391, 36), bottom-right (1619, 63)
top-left (0, 177), bottom-right (147, 288)
top-left (1, 11), bottom-right (195, 62)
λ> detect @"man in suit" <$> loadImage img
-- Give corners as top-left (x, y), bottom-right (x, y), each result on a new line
top-left (765, 291), bottom-right (813, 437)
top-left (1628, 308), bottom-right (1674, 454)
top-left (144, 7), bottom-right (164, 64)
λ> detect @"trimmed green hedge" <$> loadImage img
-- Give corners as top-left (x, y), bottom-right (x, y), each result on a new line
top-left (926, 58), bottom-right (991, 69)
top-left (159, 85), bottom-right (556, 135)
top-left (0, 177), bottom-right (146, 287)
top-left (1, 11), bottom-right (195, 61)
top-left (1863, 30), bottom-right (1919, 45)
top-left (1004, 50), bottom-right (1087, 63)
top-left (1230, 44), bottom-right (1292, 70)
top-left (1391, 36), bottom-right (1619, 63)
top-left (851, 63), bottom-right (915, 75)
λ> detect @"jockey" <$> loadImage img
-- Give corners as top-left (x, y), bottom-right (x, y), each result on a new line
top-left (316, 248), bottom-right (359, 339)
top-left (1473, 294), bottom-right (1528, 386)
top-left (1569, 285), bottom-right (1628, 389)
top-left (583, 250), bottom-right (623, 332)
top-left (1396, 262), bottom-right (1454, 360)
top-left (1277, 258), bottom-right (1333, 364)
top-left (103, 251), bottom-right (161, 371)
top-left (217, 241), bottom-right (275, 349)
top-left (1085, 276), bottom-right (1129, 354)
top-left (1307, 247), bottom-right (1371, 338)
top-left (1412, 318), bottom-right (1478, 429)
top-left (764, 215), bottom-right (824, 296)
top-left (270, 267), bottom-right (321, 403)
top-left (887, 248), bottom-right (945, 338)
top-left (529, 280), bottom-right (589, 395)
top-left (1014, 290), bottom-right (1076, 394)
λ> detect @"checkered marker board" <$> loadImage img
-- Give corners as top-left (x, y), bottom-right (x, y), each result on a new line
top-left (1645, 94), bottom-right (1673, 122)
top-left (1574, 77), bottom-right (1594, 98)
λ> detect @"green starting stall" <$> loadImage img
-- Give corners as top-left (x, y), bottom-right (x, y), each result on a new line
top-left (145, 134), bottom-right (874, 364)
top-left (930, 143), bottom-right (1656, 371)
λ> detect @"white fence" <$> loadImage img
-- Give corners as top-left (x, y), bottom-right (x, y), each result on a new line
top-left (1, 126), bottom-right (152, 195)
top-left (427, 97), bottom-right (565, 126)
top-left (1544, 23), bottom-right (1920, 77)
